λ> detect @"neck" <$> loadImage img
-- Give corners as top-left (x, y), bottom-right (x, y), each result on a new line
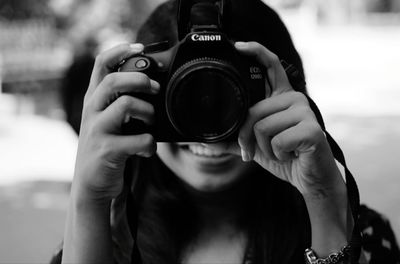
top-left (183, 177), bottom-right (252, 230)
top-left (179, 178), bottom-right (253, 264)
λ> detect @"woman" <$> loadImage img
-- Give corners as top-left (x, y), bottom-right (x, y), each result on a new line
top-left (60, 1), bottom-right (361, 263)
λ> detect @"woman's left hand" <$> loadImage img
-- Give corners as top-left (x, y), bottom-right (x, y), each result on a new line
top-left (226, 41), bottom-right (345, 197)
top-left (226, 42), bottom-right (352, 257)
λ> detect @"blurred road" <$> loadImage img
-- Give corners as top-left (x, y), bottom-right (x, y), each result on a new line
top-left (287, 14), bottom-right (400, 248)
top-left (1, 14), bottom-right (400, 264)
top-left (0, 182), bottom-right (68, 264)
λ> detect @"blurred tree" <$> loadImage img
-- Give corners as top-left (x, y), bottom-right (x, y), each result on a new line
top-left (127, 0), bottom-right (166, 32)
top-left (0, 0), bottom-right (52, 20)
top-left (316, 0), bottom-right (352, 24)
top-left (393, 0), bottom-right (400, 12)
top-left (264, 0), bottom-right (304, 9)
top-left (365, 0), bottom-right (392, 12)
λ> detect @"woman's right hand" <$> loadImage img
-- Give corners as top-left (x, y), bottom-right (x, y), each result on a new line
top-left (72, 43), bottom-right (159, 203)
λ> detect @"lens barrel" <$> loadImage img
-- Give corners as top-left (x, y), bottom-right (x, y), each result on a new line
top-left (166, 58), bottom-right (247, 142)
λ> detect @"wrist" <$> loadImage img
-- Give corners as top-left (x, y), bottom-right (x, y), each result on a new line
top-left (63, 186), bottom-right (113, 264)
top-left (304, 184), bottom-right (353, 258)
top-left (71, 183), bottom-right (113, 212)
top-left (301, 162), bottom-right (347, 200)
top-left (303, 177), bottom-right (349, 229)
top-left (302, 180), bottom-right (347, 204)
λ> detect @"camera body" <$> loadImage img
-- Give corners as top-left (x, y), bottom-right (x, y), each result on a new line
top-left (118, 1), bottom-right (265, 142)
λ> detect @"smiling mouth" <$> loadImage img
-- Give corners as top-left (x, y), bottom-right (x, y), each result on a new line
top-left (179, 144), bottom-right (230, 158)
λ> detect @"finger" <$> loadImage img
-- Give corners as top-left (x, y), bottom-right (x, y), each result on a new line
top-left (235, 41), bottom-right (292, 95)
top-left (89, 72), bottom-right (160, 111)
top-left (253, 106), bottom-right (311, 161)
top-left (238, 91), bottom-right (309, 159)
top-left (110, 133), bottom-right (157, 157)
top-left (97, 95), bottom-right (155, 133)
top-left (87, 43), bottom-right (144, 98)
top-left (271, 120), bottom-right (324, 161)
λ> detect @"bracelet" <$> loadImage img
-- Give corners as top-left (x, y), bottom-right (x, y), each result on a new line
top-left (304, 245), bottom-right (351, 264)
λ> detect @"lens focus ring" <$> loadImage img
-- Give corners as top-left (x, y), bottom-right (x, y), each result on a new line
top-left (166, 57), bottom-right (248, 142)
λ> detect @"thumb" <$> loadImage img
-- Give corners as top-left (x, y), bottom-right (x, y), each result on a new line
top-left (235, 41), bottom-right (292, 96)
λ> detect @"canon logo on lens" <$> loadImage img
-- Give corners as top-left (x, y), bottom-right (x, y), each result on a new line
top-left (191, 34), bottom-right (222, 42)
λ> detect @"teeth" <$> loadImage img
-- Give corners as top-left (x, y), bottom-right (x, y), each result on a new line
top-left (187, 145), bottom-right (225, 157)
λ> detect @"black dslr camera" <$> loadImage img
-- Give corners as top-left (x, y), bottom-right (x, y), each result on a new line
top-left (119, 0), bottom-right (265, 142)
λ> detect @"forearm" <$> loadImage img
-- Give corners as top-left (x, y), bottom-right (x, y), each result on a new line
top-left (303, 169), bottom-right (354, 260)
top-left (62, 188), bottom-right (114, 264)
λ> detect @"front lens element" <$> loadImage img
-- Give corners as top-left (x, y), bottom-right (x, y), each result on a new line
top-left (167, 59), bottom-right (247, 142)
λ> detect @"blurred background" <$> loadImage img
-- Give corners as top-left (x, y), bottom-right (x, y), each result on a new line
top-left (0, 0), bottom-right (399, 262)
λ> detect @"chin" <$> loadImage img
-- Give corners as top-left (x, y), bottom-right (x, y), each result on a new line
top-left (183, 168), bottom-right (244, 192)
top-left (156, 142), bottom-right (251, 192)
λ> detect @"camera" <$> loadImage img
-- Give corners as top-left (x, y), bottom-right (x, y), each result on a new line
top-left (118, 0), bottom-right (265, 142)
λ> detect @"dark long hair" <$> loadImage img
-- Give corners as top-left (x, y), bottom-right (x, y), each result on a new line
top-left (133, 1), bottom-right (310, 263)
top-left (133, 155), bottom-right (310, 264)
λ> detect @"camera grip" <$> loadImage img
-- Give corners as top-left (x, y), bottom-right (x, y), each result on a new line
top-left (118, 55), bottom-right (159, 137)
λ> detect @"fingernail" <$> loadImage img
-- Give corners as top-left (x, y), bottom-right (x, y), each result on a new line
top-left (123, 115), bottom-right (131, 124)
top-left (129, 43), bottom-right (144, 52)
top-left (150, 80), bottom-right (160, 93)
top-left (235, 42), bottom-right (248, 49)
top-left (241, 148), bottom-right (251, 162)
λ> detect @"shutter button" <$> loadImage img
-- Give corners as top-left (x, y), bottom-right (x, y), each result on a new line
top-left (135, 59), bottom-right (148, 69)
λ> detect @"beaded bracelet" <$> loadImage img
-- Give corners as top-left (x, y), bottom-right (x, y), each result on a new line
top-left (304, 245), bottom-right (351, 264)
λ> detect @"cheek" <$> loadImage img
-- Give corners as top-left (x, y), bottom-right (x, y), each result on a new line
top-left (156, 143), bottom-right (186, 179)
top-left (156, 143), bottom-right (182, 166)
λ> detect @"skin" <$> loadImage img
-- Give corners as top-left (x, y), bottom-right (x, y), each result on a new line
top-left (62, 42), bottom-right (352, 264)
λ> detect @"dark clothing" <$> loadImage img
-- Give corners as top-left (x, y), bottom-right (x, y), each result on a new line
top-left (50, 156), bottom-right (400, 264)
top-left (359, 205), bottom-right (400, 263)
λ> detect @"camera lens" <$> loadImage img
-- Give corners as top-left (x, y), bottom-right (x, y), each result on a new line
top-left (166, 58), bottom-right (247, 142)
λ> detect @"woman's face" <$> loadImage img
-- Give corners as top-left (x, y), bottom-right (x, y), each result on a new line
top-left (157, 143), bottom-right (254, 192)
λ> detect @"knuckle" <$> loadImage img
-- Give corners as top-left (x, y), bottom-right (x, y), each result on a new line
top-left (295, 105), bottom-right (313, 118)
top-left (237, 132), bottom-right (246, 144)
top-left (117, 95), bottom-right (132, 112)
top-left (142, 133), bottom-right (155, 147)
top-left (103, 72), bottom-right (118, 87)
top-left (95, 53), bottom-right (106, 67)
top-left (253, 121), bottom-right (266, 135)
top-left (146, 103), bottom-right (155, 118)
top-left (138, 134), bottom-right (156, 156)
top-left (133, 72), bottom-right (151, 89)
top-left (291, 91), bottom-right (308, 105)
top-left (248, 104), bottom-right (260, 117)
top-left (307, 122), bottom-right (324, 138)
top-left (300, 120), bottom-right (323, 142)
top-left (254, 46), bottom-right (264, 58)
top-left (271, 136), bottom-right (283, 150)
top-left (270, 54), bottom-right (280, 65)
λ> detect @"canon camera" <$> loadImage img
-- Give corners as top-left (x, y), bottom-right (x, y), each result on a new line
top-left (118, 0), bottom-right (266, 142)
